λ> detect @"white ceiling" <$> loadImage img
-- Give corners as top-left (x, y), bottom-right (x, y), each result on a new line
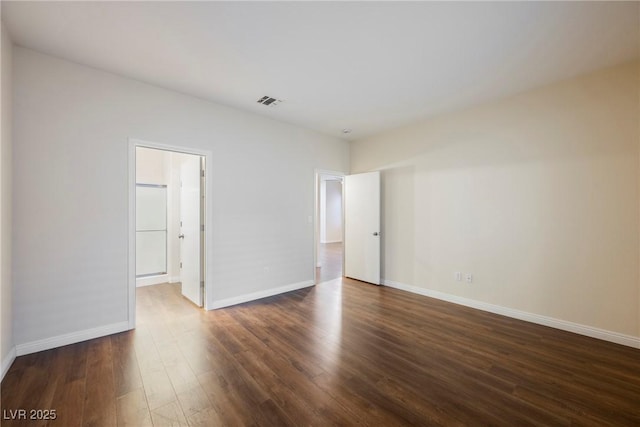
top-left (3, 1), bottom-right (639, 141)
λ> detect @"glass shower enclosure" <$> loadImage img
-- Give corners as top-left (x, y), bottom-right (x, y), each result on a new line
top-left (136, 184), bottom-right (167, 277)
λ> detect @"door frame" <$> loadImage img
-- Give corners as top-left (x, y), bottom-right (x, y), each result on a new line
top-left (314, 169), bottom-right (346, 284)
top-left (128, 138), bottom-right (213, 329)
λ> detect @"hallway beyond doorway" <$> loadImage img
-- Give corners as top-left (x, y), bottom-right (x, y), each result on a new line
top-left (316, 242), bottom-right (342, 283)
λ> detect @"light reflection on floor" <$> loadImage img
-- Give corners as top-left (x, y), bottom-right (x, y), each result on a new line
top-left (316, 242), bottom-right (343, 284)
top-left (312, 278), bottom-right (343, 371)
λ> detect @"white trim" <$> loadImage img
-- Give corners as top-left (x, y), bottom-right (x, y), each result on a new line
top-left (168, 275), bottom-right (181, 284)
top-left (320, 239), bottom-right (343, 244)
top-left (128, 140), bottom-right (136, 329)
top-left (210, 280), bottom-right (314, 309)
top-left (315, 169), bottom-right (347, 178)
top-left (383, 279), bottom-right (640, 349)
top-left (15, 322), bottom-right (130, 356)
top-left (1, 346), bottom-right (16, 381)
top-left (136, 274), bottom-right (170, 287)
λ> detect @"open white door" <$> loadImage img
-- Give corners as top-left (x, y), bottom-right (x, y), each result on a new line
top-left (180, 155), bottom-right (203, 306)
top-left (344, 171), bottom-right (381, 285)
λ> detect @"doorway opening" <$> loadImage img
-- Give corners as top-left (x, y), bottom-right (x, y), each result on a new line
top-left (129, 140), bottom-right (210, 328)
top-left (315, 170), bottom-right (345, 284)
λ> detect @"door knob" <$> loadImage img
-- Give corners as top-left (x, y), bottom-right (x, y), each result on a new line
top-left (178, 234), bottom-right (185, 239)
top-left (373, 232), bottom-right (380, 236)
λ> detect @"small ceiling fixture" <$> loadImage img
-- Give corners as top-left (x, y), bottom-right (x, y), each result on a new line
top-left (342, 128), bottom-right (352, 134)
top-left (257, 95), bottom-right (282, 106)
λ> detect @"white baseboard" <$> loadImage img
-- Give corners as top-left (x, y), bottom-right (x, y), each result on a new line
top-left (136, 274), bottom-right (170, 287)
top-left (210, 280), bottom-right (315, 310)
top-left (16, 321), bottom-right (131, 356)
top-left (320, 240), bottom-right (342, 244)
top-left (383, 279), bottom-right (640, 349)
top-left (1, 346), bottom-right (16, 381)
top-left (168, 276), bottom-right (180, 284)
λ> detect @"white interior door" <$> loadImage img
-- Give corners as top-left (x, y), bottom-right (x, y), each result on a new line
top-left (344, 171), bottom-right (381, 285)
top-left (180, 155), bottom-right (203, 306)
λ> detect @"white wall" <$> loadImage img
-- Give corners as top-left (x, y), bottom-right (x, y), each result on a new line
top-left (321, 180), bottom-right (342, 243)
top-left (136, 146), bottom-right (169, 185)
top-left (319, 177), bottom-right (343, 244)
top-left (13, 47), bottom-right (349, 349)
top-left (0, 20), bottom-right (14, 376)
top-left (319, 181), bottom-right (327, 243)
top-left (351, 61), bottom-right (640, 343)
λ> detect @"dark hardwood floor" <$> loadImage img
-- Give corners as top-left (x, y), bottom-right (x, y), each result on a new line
top-left (2, 279), bottom-right (640, 426)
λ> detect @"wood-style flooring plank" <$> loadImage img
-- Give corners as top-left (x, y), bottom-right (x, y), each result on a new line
top-left (2, 278), bottom-right (640, 426)
top-left (111, 333), bottom-right (143, 399)
top-left (50, 343), bottom-right (89, 427)
top-left (149, 400), bottom-right (188, 427)
top-left (82, 337), bottom-right (116, 427)
top-left (115, 388), bottom-right (152, 427)
top-left (316, 242), bottom-right (343, 283)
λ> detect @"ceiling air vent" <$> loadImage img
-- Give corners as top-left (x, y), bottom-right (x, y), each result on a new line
top-left (257, 96), bottom-right (282, 106)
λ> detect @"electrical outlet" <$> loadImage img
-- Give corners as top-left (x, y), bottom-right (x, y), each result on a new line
top-left (455, 272), bottom-right (462, 282)
top-left (466, 274), bottom-right (473, 283)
